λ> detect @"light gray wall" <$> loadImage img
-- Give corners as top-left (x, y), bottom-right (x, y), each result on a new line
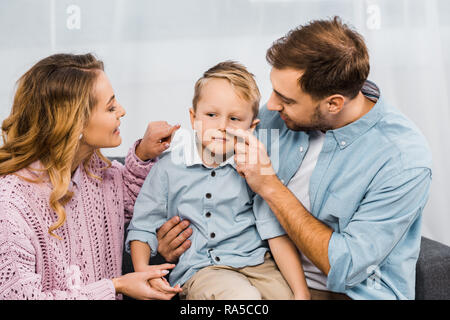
top-left (1, 0), bottom-right (449, 246)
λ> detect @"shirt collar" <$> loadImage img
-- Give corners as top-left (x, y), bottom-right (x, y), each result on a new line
top-left (171, 128), bottom-right (236, 169)
top-left (330, 80), bottom-right (384, 149)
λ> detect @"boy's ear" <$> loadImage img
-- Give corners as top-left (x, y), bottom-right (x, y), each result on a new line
top-left (249, 118), bottom-right (260, 133)
top-left (189, 108), bottom-right (196, 129)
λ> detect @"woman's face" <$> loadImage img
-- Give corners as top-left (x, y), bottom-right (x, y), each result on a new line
top-left (81, 71), bottom-right (126, 149)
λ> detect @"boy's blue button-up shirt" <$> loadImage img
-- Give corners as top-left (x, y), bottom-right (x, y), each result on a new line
top-left (255, 81), bottom-right (432, 299)
top-left (125, 129), bottom-right (283, 286)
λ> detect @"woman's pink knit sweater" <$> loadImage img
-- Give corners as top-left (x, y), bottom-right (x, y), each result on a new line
top-left (0, 142), bottom-right (154, 299)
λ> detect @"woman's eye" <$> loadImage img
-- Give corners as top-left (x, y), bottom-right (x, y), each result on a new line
top-left (108, 105), bottom-right (117, 112)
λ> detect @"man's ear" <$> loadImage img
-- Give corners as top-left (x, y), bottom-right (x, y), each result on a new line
top-left (189, 108), bottom-right (196, 129)
top-left (249, 118), bottom-right (260, 133)
top-left (325, 95), bottom-right (345, 114)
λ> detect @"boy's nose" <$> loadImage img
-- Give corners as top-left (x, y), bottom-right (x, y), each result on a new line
top-left (218, 117), bottom-right (228, 130)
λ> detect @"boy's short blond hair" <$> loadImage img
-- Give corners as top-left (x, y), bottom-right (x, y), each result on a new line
top-left (192, 61), bottom-right (261, 119)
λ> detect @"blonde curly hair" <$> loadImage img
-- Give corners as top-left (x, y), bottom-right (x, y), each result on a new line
top-left (0, 53), bottom-right (111, 239)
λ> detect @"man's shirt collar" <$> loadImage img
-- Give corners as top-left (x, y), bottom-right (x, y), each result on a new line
top-left (330, 80), bottom-right (383, 149)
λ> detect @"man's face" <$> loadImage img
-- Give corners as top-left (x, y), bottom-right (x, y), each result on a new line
top-left (267, 67), bottom-right (331, 132)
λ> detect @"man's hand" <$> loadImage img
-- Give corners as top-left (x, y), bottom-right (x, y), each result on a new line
top-left (157, 216), bottom-right (192, 263)
top-left (136, 121), bottom-right (180, 161)
top-left (228, 128), bottom-right (332, 275)
top-left (227, 128), bottom-right (280, 196)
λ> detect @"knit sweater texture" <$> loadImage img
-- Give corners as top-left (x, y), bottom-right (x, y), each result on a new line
top-left (0, 142), bottom-right (153, 299)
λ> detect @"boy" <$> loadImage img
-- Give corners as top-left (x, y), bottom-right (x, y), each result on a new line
top-left (126, 61), bottom-right (310, 299)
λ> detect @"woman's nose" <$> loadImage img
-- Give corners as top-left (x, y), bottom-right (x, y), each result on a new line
top-left (118, 104), bottom-right (126, 118)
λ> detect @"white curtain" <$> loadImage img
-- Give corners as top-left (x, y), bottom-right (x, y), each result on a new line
top-left (0, 0), bottom-right (449, 246)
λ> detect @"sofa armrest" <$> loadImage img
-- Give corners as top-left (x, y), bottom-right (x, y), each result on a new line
top-left (415, 236), bottom-right (450, 300)
top-left (108, 156), bottom-right (126, 164)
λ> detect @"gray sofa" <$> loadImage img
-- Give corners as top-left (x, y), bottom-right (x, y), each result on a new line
top-left (110, 157), bottom-right (450, 300)
top-left (415, 237), bottom-right (450, 299)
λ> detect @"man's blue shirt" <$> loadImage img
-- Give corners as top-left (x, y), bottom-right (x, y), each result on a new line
top-left (255, 81), bottom-right (432, 299)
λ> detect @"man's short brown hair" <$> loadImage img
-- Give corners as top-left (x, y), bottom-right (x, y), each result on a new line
top-left (192, 61), bottom-right (261, 119)
top-left (266, 16), bottom-right (370, 100)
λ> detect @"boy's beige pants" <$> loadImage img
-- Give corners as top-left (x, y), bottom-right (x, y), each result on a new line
top-left (180, 252), bottom-right (294, 300)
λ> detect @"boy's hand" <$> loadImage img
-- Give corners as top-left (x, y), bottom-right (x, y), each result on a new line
top-left (136, 121), bottom-right (180, 161)
top-left (149, 277), bottom-right (182, 297)
top-left (135, 264), bottom-right (183, 298)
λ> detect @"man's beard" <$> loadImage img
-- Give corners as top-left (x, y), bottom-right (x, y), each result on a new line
top-left (282, 103), bottom-right (332, 132)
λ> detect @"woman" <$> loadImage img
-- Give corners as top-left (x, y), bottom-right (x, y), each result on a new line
top-left (0, 53), bottom-right (182, 299)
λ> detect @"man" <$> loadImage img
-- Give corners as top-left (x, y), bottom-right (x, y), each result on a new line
top-left (155, 17), bottom-right (432, 300)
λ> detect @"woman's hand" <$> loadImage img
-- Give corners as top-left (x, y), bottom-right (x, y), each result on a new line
top-left (112, 263), bottom-right (181, 300)
top-left (135, 121), bottom-right (180, 161)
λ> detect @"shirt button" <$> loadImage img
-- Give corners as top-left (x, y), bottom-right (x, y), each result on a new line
top-left (210, 232), bottom-right (216, 239)
top-left (299, 146), bottom-right (304, 152)
top-left (206, 193), bottom-right (212, 199)
top-left (215, 256), bottom-right (221, 262)
top-left (211, 171), bottom-right (216, 177)
top-left (205, 212), bottom-right (211, 218)
top-left (341, 141), bottom-right (346, 146)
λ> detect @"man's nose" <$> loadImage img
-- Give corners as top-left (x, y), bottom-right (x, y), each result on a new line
top-left (267, 91), bottom-right (283, 111)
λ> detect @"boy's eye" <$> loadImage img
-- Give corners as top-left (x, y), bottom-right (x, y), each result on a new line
top-left (230, 116), bottom-right (240, 121)
top-left (206, 113), bottom-right (216, 117)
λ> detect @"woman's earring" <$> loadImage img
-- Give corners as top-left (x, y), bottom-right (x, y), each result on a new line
top-left (79, 133), bottom-right (83, 141)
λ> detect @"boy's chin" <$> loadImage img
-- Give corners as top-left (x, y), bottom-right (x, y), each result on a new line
top-left (203, 144), bottom-right (234, 158)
